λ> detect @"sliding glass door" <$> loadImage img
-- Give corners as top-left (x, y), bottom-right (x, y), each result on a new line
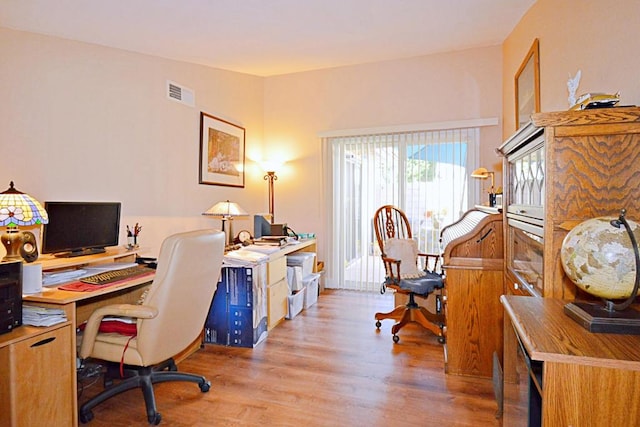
top-left (324, 127), bottom-right (480, 291)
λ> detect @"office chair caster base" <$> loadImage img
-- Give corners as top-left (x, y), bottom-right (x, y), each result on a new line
top-left (200, 380), bottom-right (211, 392)
top-left (79, 409), bottom-right (94, 424)
top-left (393, 334), bottom-right (400, 343)
top-left (148, 412), bottom-right (162, 425)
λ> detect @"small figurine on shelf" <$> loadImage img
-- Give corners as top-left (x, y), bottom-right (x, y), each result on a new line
top-left (126, 223), bottom-right (141, 249)
top-left (567, 69), bottom-right (581, 108)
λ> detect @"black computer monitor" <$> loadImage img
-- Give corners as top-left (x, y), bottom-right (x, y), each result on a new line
top-left (42, 201), bottom-right (122, 257)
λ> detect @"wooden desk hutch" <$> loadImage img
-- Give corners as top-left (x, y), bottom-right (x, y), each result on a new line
top-left (498, 107), bottom-right (640, 425)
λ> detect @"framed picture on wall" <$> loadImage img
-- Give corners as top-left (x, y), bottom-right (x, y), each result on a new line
top-left (199, 112), bottom-right (245, 187)
top-left (515, 38), bottom-right (540, 129)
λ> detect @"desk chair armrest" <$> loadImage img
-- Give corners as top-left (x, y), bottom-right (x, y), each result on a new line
top-left (381, 256), bottom-right (402, 282)
top-left (417, 252), bottom-right (441, 272)
top-left (79, 304), bottom-right (159, 359)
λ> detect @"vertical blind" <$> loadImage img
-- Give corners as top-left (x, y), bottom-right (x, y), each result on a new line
top-left (322, 127), bottom-right (480, 291)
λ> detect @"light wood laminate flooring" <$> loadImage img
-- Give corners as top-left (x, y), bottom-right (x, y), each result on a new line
top-left (79, 290), bottom-right (500, 426)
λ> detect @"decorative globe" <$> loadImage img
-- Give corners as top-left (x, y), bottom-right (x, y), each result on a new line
top-left (561, 216), bottom-right (640, 300)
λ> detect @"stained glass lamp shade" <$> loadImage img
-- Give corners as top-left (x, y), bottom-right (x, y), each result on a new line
top-left (0, 181), bottom-right (49, 262)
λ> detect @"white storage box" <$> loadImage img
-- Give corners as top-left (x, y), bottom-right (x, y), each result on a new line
top-left (285, 287), bottom-right (306, 320)
top-left (286, 252), bottom-right (316, 278)
top-left (286, 266), bottom-right (304, 292)
top-left (303, 273), bottom-right (320, 309)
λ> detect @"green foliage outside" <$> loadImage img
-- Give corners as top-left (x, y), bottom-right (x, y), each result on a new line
top-left (406, 159), bottom-right (436, 182)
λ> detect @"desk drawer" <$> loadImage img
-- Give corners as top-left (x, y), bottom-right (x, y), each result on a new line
top-left (267, 278), bottom-right (288, 330)
top-left (267, 256), bottom-right (287, 285)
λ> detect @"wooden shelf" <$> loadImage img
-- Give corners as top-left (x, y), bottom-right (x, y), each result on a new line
top-left (37, 246), bottom-right (140, 271)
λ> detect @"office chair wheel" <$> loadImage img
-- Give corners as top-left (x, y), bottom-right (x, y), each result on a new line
top-left (148, 412), bottom-right (162, 425)
top-left (79, 409), bottom-right (94, 424)
top-left (200, 380), bottom-right (211, 392)
top-left (375, 320), bottom-right (382, 329)
top-left (393, 334), bottom-right (400, 343)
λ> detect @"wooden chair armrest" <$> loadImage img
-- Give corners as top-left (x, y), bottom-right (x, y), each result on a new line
top-left (381, 256), bottom-right (402, 281)
top-left (417, 252), bottom-right (441, 272)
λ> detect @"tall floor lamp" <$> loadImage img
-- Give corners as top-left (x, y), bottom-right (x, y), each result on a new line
top-left (264, 171), bottom-right (277, 224)
top-left (202, 200), bottom-right (248, 246)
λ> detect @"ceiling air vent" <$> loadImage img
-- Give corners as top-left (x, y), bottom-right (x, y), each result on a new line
top-left (166, 80), bottom-right (195, 107)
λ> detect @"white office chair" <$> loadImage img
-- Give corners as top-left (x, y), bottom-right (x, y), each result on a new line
top-left (78, 229), bottom-right (225, 425)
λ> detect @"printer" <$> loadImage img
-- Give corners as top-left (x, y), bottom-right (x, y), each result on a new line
top-left (0, 261), bottom-right (22, 335)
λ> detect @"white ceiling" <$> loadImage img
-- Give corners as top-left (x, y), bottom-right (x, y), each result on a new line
top-left (0, 0), bottom-right (535, 77)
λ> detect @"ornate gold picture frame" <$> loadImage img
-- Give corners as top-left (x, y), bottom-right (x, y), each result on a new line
top-left (199, 112), bottom-right (245, 187)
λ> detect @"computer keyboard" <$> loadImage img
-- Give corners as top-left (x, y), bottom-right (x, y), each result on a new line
top-left (80, 265), bottom-right (154, 286)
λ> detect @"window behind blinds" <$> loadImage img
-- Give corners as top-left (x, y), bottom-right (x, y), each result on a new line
top-left (322, 127), bottom-right (480, 291)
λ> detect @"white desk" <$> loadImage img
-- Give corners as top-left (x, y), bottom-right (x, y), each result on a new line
top-left (260, 239), bottom-right (317, 330)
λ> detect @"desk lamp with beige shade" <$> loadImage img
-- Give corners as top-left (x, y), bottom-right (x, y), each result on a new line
top-left (203, 200), bottom-right (248, 246)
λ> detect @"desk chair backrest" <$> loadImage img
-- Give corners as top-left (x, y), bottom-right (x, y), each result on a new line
top-left (136, 229), bottom-right (225, 365)
top-left (373, 205), bottom-right (446, 343)
top-left (373, 205), bottom-right (412, 256)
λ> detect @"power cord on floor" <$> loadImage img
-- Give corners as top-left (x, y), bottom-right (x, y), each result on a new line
top-left (77, 360), bottom-right (104, 399)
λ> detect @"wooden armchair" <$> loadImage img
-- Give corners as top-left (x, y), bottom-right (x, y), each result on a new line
top-left (373, 205), bottom-right (445, 343)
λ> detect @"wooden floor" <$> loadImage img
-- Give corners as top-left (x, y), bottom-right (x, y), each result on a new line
top-left (79, 290), bottom-right (501, 426)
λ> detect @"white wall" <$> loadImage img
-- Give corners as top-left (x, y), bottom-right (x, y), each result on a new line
top-left (5, 0), bottom-right (637, 264)
top-left (0, 28), bottom-right (265, 256)
top-left (263, 46), bottom-right (504, 261)
top-left (1, 27), bottom-right (504, 263)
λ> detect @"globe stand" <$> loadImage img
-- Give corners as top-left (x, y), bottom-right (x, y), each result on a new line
top-left (564, 302), bottom-right (640, 334)
top-left (564, 209), bottom-right (640, 334)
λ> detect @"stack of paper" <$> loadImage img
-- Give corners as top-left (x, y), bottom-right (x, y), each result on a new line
top-left (242, 244), bottom-right (282, 254)
top-left (253, 236), bottom-right (287, 246)
top-left (22, 305), bottom-right (68, 327)
top-left (42, 268), bottom-right (89, 286)
top-left (223, 249), bottom-right (269, 266)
